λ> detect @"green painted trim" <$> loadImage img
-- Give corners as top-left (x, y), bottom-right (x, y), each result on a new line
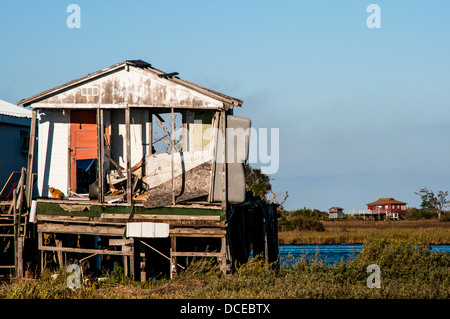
top-left (36, 202), bottom-right (226, 220)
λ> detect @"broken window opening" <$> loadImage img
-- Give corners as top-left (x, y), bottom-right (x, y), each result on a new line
top-left (152, 112), bottom-right (183, 154)
top-left (76, 158), bottom-right (98, 194)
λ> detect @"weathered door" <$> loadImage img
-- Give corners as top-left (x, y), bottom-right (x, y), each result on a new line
top-left (70, 110), bottom-right (97, 194)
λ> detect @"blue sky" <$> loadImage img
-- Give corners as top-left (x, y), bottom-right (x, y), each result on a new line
top-left (1, 1), bottom-right (450, 211)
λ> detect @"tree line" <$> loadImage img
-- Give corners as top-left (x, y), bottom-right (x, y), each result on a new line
top-left (245, 164), bottom-right (450, 222)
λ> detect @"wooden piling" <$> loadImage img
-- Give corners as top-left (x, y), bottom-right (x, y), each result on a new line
top-left (26, 109), bottom-right (37, 208)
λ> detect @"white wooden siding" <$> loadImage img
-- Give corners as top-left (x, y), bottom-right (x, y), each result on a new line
top-left (37, 109), bottom-right (69, 197)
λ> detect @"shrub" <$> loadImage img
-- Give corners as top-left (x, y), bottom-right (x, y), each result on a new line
top-left (279, 215), bottom-right (325, 231)
top-left (440, 211), bottom-right (450, 222)
top-left (278, 208), bottom-right (326, 232)
top-left (406, 208), bottom-right (437, 220)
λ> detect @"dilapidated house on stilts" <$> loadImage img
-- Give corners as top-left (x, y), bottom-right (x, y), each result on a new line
top-left (0, 60), bottom-right (279, 280)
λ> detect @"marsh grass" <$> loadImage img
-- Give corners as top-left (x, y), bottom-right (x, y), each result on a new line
top-left (1, 238), bottom-right (448, 299)
top-left (279, 220), bottom-right (450, 245)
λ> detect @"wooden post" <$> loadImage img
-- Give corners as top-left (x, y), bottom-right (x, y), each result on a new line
top-left (220, 236), bottom-right (227, 274)
top-left (208, 112), bottom-right (219, 203)
top-left (220, 110), bottom-right (227, 210)
top-left (130, 239), bottom-right (135, 280)
top-left (263, 208), bottom-right (269, 265)
top-left (17, 237), bottom-right (24, 278)
top-left (140, 246), bottom-right (146, 282)
top-left (170, 236), bottom-right (177, 279)
top-left (26, 109), bottom-right (37, 208)
top-left (15, 169), bottom-right (26, 278)
top-left (97, 108), bottom-right (105, 203)
top-left (148, 111), bottom-right (153, 155)
top-left (171, 107), bottom-right (175, 205)
top-left (169, 248), bottom-right (174, 279)
top-left (12, 188), bottom-right (18, 276)
top-left (181, 111), bottom-right (188, 153)
top-left (55, 239), bottom-right (64, 269)
top-left (16, 167), bottom-right (26, 211)
top-left (125, 106), bottom-right (132, 205)
top-left (38, 232), bottom-right (44, 271)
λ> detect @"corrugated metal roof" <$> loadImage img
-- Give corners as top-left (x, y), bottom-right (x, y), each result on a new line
top-left (0, 99), bottom-right (32, 118)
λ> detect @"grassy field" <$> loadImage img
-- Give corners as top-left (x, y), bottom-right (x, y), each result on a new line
top-left (279, 219), bottom-right (450, 245)
top-left (1, 218), bottom-right (449, 299)
top-left (1, 237), bottom-right (449, 299)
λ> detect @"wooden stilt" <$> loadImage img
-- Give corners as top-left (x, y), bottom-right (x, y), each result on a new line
top-left (26, 109), bottom-right (37, 208)
top-left (55, 239), bottom-right (64, 269)
top-left (129, 239), bottom-right (135, 280)
top-left (17, 237), bottom-right (23, 278)
top-left (220, 236), bottom-right (227, 274)
top-left (38, 232), bottom-right (44, 272)
top-left (170, 235), bottom-right (177, 279)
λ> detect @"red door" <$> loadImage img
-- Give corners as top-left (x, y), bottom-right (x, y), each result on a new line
top-left (70, 110), bottom-right (97, 194)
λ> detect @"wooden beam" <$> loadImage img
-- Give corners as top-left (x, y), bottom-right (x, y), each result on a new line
top-left (39, 245), bottom-right (133, 256)
top-left (101, 213), bottom-right (222, 221)
top-left (125, 106), bottom-right (132, 205)
top-left (38, 223), bottom-right (124, 236)
top-left (26, 109), bottom-right (37, 207)
top-left (169, 228), bottom-right (226, 236)
top-left (171, 251), bottom-right (225, 258)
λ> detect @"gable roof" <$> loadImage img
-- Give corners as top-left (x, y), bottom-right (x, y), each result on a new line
top-left (17, 60), bottom-right (243, 109)
top-left (367, 198), bottom-right (407, 206)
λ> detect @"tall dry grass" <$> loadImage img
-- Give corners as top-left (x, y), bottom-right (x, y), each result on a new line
top-left (279, 220), bottom-right (450, 245)
top-left (2, 238), bottom-right (448, 299)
